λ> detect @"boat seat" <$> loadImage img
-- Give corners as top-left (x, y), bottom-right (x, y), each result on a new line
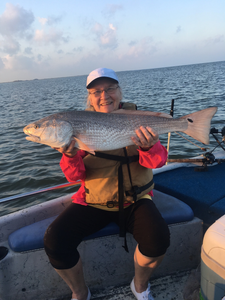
top-left (8, 190), bottom-right (194, 253)
top-left (154, 163), bottom-right (225, 226)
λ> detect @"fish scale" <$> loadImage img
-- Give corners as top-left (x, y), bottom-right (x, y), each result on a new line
top-left (23, 107), bottom-right (217, 152)
top-left (68, 112), bottom-right (188, 151)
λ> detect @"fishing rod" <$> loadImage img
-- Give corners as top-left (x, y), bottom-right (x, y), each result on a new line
top-left (167, 126), bottom-right (225, 167)
top-left (0, 181), bottom-right (81, 204)
top-left (210, 127), bottom-right (225, 151)
top-left (167, 153), bottom-right (225, 164)
top-left (166, 99), bottom-right (174, 164)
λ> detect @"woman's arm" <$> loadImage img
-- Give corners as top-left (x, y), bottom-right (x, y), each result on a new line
top-left (138, 141), bottom-right (168, 169)
top-left (52, 140), bottom-right (87, 182)
top-left (131, 126), bottom-right (168, 168)
top-left (131, 126), bottom-right (159, 151)
top-left (60, 150), bottom-right (87, 182)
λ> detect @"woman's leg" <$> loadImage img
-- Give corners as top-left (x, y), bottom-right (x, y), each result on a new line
top-left (55, 257), bottom-right (89, 300)
top-left (126, 199), bottom-right (170, 293)
top-left (133, 245), bottom-right (164, 292)
top-left (44, 203), bottom-right (110, 300)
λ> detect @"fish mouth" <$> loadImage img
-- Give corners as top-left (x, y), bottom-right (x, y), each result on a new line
top-left (23, 128), bottom-right (41, 142)
top-left (25, 135), bottom-right (41, 142)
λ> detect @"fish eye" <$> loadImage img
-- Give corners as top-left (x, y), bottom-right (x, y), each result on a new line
top-left (34, 125), bottom-right (39, 129)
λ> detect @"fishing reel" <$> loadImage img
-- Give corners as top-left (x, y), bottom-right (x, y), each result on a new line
top-left (222, 126), bottom-right (225, 143)
top-left (195, 127), bottom-right (225, 172)
top-left (202, 152), bottom-right (216, 164)
top-left (210, 126), bottom-right (225, 149)
top-left (194, 152), bottom-right (216, 172)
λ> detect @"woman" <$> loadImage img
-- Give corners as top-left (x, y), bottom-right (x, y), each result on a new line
top-left (44, 68), bottom-right (170, 300)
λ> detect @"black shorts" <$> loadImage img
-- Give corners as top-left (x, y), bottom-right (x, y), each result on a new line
top-left (44, 199), bottom-right (170, 269)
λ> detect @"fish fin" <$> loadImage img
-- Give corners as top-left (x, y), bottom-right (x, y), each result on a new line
top-left (72, 137), bottom-right (95, 155)
top-left (112, 109), bottom-right (172, 118)
top-left (181, 107), bottom-right (217, 144)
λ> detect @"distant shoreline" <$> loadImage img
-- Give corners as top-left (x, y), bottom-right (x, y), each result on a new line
top-left (13, 79), bottom-right (39, 83)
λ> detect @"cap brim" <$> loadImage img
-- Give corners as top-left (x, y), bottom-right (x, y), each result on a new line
top-left (86, 77), bottom-right (118, 89)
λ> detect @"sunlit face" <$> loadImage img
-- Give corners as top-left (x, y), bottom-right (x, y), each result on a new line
top-left (88, 78), bottom-right (122, 113)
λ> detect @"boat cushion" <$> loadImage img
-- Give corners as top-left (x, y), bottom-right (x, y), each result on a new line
top-left (8, 190), bottom-right (194, 252)
top-left (154, 163), bottom-right (225, 225)
top-left (208, 197), bottom-right (225, 217)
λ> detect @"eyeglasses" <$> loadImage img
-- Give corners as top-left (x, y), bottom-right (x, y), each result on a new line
top-left (89, 86), bottom-right (119, 97)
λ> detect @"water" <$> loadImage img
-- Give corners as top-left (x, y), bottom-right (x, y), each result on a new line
top-left (0, 61), bottom-right (225, 216)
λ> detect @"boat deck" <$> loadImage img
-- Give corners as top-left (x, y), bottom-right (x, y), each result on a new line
top-left (62, 268), bottom-right (200, 300)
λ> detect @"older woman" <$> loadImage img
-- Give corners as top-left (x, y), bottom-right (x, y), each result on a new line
top-left (44, 68), bottom-right (170, 300)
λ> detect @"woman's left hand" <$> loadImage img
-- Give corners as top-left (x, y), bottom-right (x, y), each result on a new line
top-left (131, 126), bottom-right (159, 151)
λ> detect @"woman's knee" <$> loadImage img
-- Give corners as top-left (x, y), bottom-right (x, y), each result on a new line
top-left (130, 199), bottom-right (170, 257)
top-left (139, 222), bottom-right (170, 257)
top-left (44, 223), bottom-right (59, 251)
top-left (44, 222), bottom-right (80, 269)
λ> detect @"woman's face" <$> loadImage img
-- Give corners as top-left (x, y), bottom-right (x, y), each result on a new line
top-left (88, 78), bottom-right (122, 113)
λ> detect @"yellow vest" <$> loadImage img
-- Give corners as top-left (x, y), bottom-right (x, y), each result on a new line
top-left (84, 103), bottom-right (154, 207)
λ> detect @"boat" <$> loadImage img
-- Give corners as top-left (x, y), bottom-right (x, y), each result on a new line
top-left (0, 127), bottom-right (225, 300)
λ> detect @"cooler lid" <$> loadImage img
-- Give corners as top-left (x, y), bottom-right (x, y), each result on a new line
top-left (202, 215), bottom-right (225, 268)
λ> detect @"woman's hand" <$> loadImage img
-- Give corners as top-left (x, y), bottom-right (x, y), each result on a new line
top-left (131, 126), bottom-right (159, 151)
top-left (52, 140), bottom-right (78, 157)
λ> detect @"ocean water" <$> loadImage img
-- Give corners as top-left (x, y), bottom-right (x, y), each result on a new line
top-left (0, 61), bottom-right (225, 216)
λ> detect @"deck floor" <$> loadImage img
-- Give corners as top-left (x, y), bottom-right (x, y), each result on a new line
top-left (62, 268), bottom-right (200, 300)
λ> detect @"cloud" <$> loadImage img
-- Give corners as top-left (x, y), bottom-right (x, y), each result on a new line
top-left (38, 17), bottom-right (48, 25)
top-left (0, 57), bottom-right (4, 70)
top-left (93, 22), bottom-right (102, 33)
top-left (0, 4), bottom-right (68, 59)
top-left (204, 35), bottom-right (224, 45)
top-left (34, 29), bottom-right (69, 45)
top-left (109, 24), bottom-right (116, 31)
top-left (46, 15), bottom-right (63, 25)
top-left (176, 26), bottom-right (182, 33)
top-left (3, 54), bottom-right (37, 70)
top-left (128, 40), bottom-right (137, 47)
top-left (92, 23), bottom-right (118, 49)
top-left (73, 47), bottom-right (83, 52)
top-left (38, 15), bottom-right (63, 26)
top-left (0, 37), bottom-right (20, 55)
top-left (102, 4), bottom-right (123, 18)
top-left (0, 3), bottom-right (34, 37)
top-left (125, 37), bottom-right (156, 58)
top-left (24, 47), bottom-right (33, 55)
top-left (37, 54), bottom-right (43, 61)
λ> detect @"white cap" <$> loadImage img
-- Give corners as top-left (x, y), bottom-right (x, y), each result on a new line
top-left (86, 68), bottom-right (119, 88)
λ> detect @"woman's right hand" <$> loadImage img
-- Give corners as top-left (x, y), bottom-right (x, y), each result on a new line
top-left (52, 140), bottom-right (78, 157)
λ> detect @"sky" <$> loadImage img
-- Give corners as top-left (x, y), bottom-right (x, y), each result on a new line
top-left (0, 0), bottom-right (224, 83)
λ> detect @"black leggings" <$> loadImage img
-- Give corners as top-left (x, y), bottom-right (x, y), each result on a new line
top-left (44, 199), bottom-right (170, 270)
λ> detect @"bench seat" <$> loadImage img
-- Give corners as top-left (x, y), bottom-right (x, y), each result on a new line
top-left (8, 190), bottom-right (194, 252)
top-left (154, 163), bottom-right (225, 226)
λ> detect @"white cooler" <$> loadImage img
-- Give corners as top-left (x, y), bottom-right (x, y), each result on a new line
top-left (201, 215), bottom-right (225, 300)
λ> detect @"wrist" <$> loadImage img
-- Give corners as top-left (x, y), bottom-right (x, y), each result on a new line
top-left (140, 146), bottom-right (151, 151)
top-left (64, 150), bottom-right (78, 158)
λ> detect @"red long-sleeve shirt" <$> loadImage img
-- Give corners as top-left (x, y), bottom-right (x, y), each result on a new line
top-left (60, 141), bottom-right (168, 206)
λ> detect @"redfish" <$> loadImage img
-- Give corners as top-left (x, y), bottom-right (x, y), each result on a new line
top-left (23, 107), bottom-right (217, 153)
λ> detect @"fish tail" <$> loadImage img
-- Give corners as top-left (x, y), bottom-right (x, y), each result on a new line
top-left (181, 107), bottom-right (217, 144)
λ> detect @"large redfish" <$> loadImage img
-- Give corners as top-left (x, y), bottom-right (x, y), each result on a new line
top-left (23, 107), bottom-right (217, 153)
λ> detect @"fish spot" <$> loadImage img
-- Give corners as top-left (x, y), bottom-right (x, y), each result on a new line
top-left (187, 118), bottom-right (193, 123)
